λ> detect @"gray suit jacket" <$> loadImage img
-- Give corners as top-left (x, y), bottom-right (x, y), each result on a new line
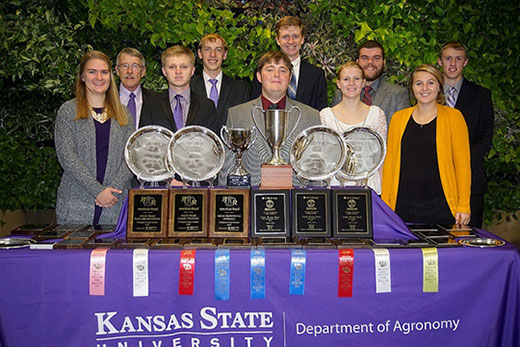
top-left (54, 99), bottom-right (135, 224)
top-left (331, 78), bottom-right (410, 124)
top-left (219, 97), bottom-right (320, 186)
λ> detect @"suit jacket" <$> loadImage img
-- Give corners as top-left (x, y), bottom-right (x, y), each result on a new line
top-left (251, 60), bottom-right (328, 111)
top-left (139, 87), bottom-right (218, 134)
top-left (331, 78), bottom-right (410, 124)
top-left (454, 77), bottom-right (494, 194)
top-left (219, 97), bottom-right (321, 186)
top-left (54, 99), bottom-right (135, 224)
top-left (191, 73), bottom-right (250, 132)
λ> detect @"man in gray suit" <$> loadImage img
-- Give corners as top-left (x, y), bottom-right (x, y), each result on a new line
top-left (331, 40), bottom-right (409, 123)
top-left (219, 51), bottom-right (320, 187)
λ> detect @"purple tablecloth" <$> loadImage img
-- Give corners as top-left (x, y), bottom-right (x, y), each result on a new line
top-left (0, 239), bottom-right (518, 346)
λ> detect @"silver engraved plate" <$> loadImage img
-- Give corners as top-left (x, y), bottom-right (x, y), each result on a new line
top-left (290, 126), bottom-right (347, 185)
top-left (125, 125), bottom-right (175, 183)
top-left (338, 126), bottom-right (386, 182)
top-left (0, 238), bottom-right (35, 249)
top-left (166, 125), bottom-right (225, 185)
top-left (458, 238), bottom-right (505, 248)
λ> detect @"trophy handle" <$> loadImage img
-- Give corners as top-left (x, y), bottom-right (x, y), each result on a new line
top-left (251, 105), bottom-right (268, 144)
top-left (250, 126), bottom-right (258, 146)
top-left (287, 105), bottom-right (302, 140)
top-left (220, 125), bottom-right (232, 149)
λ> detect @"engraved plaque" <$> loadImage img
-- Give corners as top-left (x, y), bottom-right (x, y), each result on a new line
top-left (168, 188), bottom-right (208, 237)
top-left (209, 189), bottom-right (250, 238)
top-left (251, 189), bottom-right (290, 238)
top-left (292, 188), bottom-right (331, 237)
top-left (127, 189), bottom-right (169, 239)
top-left (332, 188), bottom-right (373, 238)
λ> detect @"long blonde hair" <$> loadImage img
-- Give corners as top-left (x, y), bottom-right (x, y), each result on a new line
top-left (74, 50), bottom-right (128, 126)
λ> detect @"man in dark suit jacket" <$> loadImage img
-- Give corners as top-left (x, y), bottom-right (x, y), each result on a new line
top-left (438, 41), bottom-right (494, 228)
top-left (251, 16), bottom-right (327, 111)
top-left (115, 48), bottom-right (157, 128)
top-left (139, 45), bottom-right (217, 134)
top-left (191, 34), bottom-right (250, 132)
top-left (331, 40), bottom-right (409, 123)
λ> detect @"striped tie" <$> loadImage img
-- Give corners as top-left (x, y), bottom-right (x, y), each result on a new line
top-left (447, 87), bottom-right (457, 107)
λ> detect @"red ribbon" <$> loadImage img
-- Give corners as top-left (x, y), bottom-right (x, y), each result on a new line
top-left (179, 250), bottom-right (196, 295)
top-left (338, 249), bottom-right (354, 297)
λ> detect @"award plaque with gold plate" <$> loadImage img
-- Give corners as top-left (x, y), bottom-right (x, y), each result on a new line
top-left (332, 127), bottom-right (385, 239)
top-left (250, 189), bottom-right (290, 239)
top-left (291, 188), bottom-right (331, 238)
top-left (209, 188), bottom-right (250, 239)
top-left (125, 126), bottom-right (175, 239)
top-left (166, 126), bottom-right (225, 239)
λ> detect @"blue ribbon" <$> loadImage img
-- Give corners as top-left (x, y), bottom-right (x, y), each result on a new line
top-left (250, 249), bottom-right (266, 299)
top-left (290, 249), bottom-right (306, 295)
top-left (214, 249), bottom-right (230, 300)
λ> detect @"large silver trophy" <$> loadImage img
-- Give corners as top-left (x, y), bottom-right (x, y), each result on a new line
top-left (166, 125), bottom-right (225, 187)
top-left (251, 105), bottom-right (302, 165)
top-left (124, 125), bottom-right (175, 187)
top-left (337, 126), bottom-right (386, 188)
top-left (290, 126), bottom-right (348, 187)
top-left (221, 126), bottom-right (257, 186)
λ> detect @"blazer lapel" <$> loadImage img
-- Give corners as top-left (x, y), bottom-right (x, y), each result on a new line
top-left (217, 75), bottom-right (232, 114)
top-left (295, 61), bottom-right (308, 100)
top-left (160, 91), bottom-right (177, 132)
top-left (455, 78), bottom-right (471, 109)
top-left (186, 91), bottom-right (200, 126)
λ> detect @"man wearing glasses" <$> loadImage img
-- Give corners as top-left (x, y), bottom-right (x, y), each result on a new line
top-left (115, 47), bottom-right (157, 127)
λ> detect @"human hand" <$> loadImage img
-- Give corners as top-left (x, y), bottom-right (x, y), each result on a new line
top-left (95, 187), bottom-right (122, 208)
top-left (455, 212), bottom-right (471, 225)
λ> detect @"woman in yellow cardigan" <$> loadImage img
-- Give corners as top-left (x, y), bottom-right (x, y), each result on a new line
top-left (381, 64), bottom-right (471, 225)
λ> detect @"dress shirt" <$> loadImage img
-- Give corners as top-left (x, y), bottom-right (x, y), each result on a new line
top-left (168, 87), bottom-right (191, 127)
top-left (119, 85), bottom-right (143, 125)
top-left (362, 77), bottom-right (381, 102)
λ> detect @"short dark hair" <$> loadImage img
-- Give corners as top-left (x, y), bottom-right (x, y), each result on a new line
top-left (358, 40), bottom-right (385, 60)
top-left (256, 51), bottom-right (293, 73)
top-left (275, 16), bottom-right (304, 37)
top-left (439, 41), bottom-right (467, 60)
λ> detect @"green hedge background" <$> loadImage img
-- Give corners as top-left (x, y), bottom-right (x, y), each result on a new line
top-left (1, 0), bottom-right (518, 224)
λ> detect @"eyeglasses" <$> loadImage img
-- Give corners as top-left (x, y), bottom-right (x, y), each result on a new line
top-left (117, 63), bottom-right (143, 70)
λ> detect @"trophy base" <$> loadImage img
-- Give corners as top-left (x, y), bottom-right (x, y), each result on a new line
top-left (227, 174), bottom-right (251, 187)
top-left (260, 164), bottom-right (293, 189)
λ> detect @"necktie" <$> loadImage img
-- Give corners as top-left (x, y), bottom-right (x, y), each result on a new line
top-left (362, 86), bottom-right (372, 106)
top-left (127, 92), bottom-right (137, 126)
top-left (287, 72), bottom-right (297, 99)
top-left (173, 94), bottom-right (184, 130)
top-left (447, 87), bottom-right (457, 107)
top-left (268, 103), bottom-right (279, 110)
top-left (209, 79), bottom-right (219, 107)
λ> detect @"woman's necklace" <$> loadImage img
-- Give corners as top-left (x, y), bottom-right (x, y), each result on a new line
top-left (90, 108), bottom-right (108, 123)
top-left (412, 109), bottom-right (437, 128)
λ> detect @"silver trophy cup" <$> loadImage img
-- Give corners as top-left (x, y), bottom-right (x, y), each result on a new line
top-left (221, 126), bottom-right (257, 179)
top-left (252, 105), bottom-right (301, 165)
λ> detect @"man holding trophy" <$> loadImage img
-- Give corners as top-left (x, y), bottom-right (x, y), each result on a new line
top-left (219, 51), bottom-right (320, 187)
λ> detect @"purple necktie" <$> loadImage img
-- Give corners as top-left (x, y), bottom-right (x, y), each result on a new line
top-left (209, 79), bottom-right (219, 107)
top-left (127, 92), bottom-right (137, 126)
top-left (173, 94), bottom-right (184, 130)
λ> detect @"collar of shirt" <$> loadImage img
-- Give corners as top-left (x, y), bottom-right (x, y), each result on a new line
top-left (119, 84), bottom-right (143, 104)
top-left (202, 70), bottom-right (223, 97)
top-left (261, 95), bottom-right (287, 110)
top-left (444, 78), bottom-right (463, 97)
top-left (291, 56), bottom-right (301, 85)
